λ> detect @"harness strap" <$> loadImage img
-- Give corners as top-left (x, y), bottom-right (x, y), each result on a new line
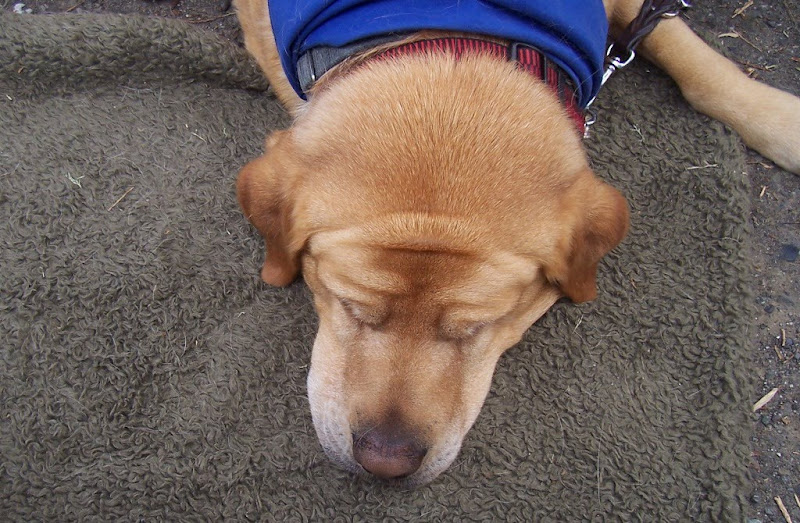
top-left (298, 37), bottom-right (586, 136)
top-left (297, 35), bottom-right (402, 93)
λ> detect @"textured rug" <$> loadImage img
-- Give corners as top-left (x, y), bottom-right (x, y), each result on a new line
top-left (0, 13), bottom-right (753, 520)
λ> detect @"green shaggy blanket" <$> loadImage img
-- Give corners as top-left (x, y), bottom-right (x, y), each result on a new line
top-left (0, 13), bottom-right (752, 520)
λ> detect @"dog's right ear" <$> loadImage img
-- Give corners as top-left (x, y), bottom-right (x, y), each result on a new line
top-left (543, 171), bottom-right (629, 303)
top-left (237, 131), bottom-right (307, 286)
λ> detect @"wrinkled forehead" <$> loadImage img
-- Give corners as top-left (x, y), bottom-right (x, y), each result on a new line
top-left (308, 229), bottom-right (538, 311)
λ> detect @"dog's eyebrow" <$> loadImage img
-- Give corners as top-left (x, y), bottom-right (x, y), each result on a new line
top-left (440, 298), bottom-right (518, 325)
top-left (319, 267), bottom-right (408, 300)
top-left (438, 259), bottom-right (544, 323)
top-left (313, 245), bottom-right (411, 297)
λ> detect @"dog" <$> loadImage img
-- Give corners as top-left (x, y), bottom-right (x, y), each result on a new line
top-left (234, 0), bottom-right (800, 485)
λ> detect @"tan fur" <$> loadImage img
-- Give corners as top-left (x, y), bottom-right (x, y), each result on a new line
top-left (234, 0), bottom-right (800, 484)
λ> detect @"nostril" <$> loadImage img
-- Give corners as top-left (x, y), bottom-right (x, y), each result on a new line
top-left (352, 428), bottom-right (427, 480)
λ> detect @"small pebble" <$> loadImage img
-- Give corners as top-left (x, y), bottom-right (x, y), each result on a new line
top-left (760, 414), bottom-right (771, 426)
top-left (779, 243), bottom-right (799, 262)
top-left (784, 337), bottom-right (794, 348)
top-left (763, 304), bottom-right (774, 314)
top-left (12, 2), bottom-right (33, 13)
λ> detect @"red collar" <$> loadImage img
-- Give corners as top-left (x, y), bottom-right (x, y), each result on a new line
top-left (376, 38), bottom-right (586, 136)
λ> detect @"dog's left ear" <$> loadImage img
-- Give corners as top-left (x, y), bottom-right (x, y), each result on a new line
top-left (237, 131), bottom-right (309, 287)
top-left (545, 171), bottom-right (629, 303)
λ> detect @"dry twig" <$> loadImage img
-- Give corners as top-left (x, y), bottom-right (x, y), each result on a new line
top-left (733, 0), bottom-right (754, 18)
top-left (784, 0), bottom-right (798, 24)
top-left (686, 162), bottom-right (718, 171)
top-left (66, 0), bottom-right (85, 12)
top-left (734, 60), bottom-right (777, 72)
top-left (775, 496), bottom-right (793, 523)
top-left (752, 387), bottom-right (779, 412)
top-left (108, 186), bottom-right (134, 211)
top-left (187, 12), bottom-right (236, 24)
top-left (718, 31), bottom-right (764, 52)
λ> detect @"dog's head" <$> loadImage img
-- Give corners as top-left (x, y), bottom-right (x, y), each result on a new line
top-left (237, 55), bottom-right (628, 485)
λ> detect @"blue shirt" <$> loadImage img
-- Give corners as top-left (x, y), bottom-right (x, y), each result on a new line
top-left (269, 0), bottom-right (608, 108)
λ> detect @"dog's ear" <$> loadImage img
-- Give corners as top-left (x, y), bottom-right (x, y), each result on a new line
top-left (237, 131), bottom-right (308, 286)
top-left (544, 171), bottom-right (629, 303)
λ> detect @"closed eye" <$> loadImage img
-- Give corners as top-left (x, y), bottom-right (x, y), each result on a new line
top-left (438, 320), bottom-right (488, 342)
top-left (337, 297), bottom-right (388, 329)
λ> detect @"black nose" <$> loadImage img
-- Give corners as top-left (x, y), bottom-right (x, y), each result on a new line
top-left (352, 424), bottom-right (427, 480)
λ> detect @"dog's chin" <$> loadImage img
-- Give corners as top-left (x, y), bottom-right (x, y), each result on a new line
top-left (307, 365), bottom-right (466, 487)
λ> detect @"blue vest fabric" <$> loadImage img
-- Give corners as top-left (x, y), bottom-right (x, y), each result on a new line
top-left (268, 0), bottom-right (609, 108)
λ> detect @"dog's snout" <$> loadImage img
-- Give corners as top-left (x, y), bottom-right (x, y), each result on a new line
top-left (352, 424), bottom-right (427, 480)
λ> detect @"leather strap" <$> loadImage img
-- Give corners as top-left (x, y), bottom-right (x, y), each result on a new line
top-left (606, 0), bottom-right (692, 70)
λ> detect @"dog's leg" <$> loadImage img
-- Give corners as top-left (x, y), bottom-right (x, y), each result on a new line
top-left (234, 0), bottom-right (304, 114)
top-left (605, 0), bottom-right (800, 174)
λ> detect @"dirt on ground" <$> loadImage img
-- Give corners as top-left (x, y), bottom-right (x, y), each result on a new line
top-left (3, 0), bottom-right (799, 520)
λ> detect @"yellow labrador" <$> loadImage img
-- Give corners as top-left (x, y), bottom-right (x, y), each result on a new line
top-left (234, 0), bottom-right (800, 485)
